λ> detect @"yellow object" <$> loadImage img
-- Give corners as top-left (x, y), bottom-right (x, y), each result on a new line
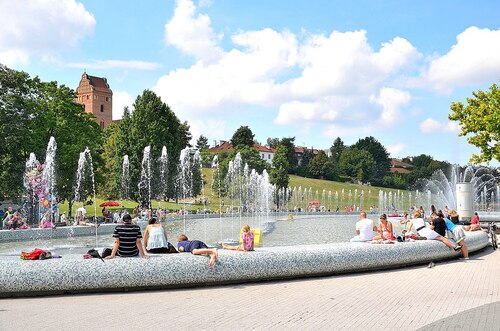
top-left (287, 214), bottom-right (294, 220)
top-left (239, 228), bottom-right (261, 246)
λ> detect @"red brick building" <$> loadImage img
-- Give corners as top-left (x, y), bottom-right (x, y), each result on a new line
top-left (75, 72), bottom-right (113, 129)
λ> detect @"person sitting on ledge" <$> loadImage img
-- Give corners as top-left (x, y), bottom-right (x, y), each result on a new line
top-left (106, 214), bottom-right (148, 259)
top-left (177, 234), bottom-right (218, 267)
top-left (463, 212), bottom-right (481, 231)
top-left (222, 224), bottom-right (254, 251)
top-left (373, 213), bottom-right (394, 241)
top-left (411, 210), bottom-right (462, 251)
top-left (439, 210), bottom-right (469, 259)
top-left (350, 212), bottom-right (377, 242)
top-left (143, 218), bottom-right (171, 254)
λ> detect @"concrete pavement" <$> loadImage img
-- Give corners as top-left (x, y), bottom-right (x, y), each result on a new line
top-left (1, 245), bottom-right (499, 330)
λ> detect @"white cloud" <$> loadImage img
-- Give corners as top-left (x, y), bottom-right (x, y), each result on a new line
top-left (370, 87), bottom-right (411, 127)
top-left (164, 0), bottom-right (223, 63)
top-left (113, 91), bottom-right (134, 120)
top-left (0, 0), bottom-right (95, 66)
top-left (423, 27), bottom-right (500, 93)
top-left (386, 143), bottom-right (407, 157)
top-left (67, 60), bottom-right (162, 71)
top-left (154, 0), bottom-right (421, 135)
top-left (420, 118), bottom-right (459, 134)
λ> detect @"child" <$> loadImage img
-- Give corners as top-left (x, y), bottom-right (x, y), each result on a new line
top-left (222, 224), bottom-right (255, 251)
top-left (177, 234), bottom-right (218, 267)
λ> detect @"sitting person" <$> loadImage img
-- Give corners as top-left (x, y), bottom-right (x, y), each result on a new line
top-left (449, 210), bottom-right (460, 224)
top-left (440, 211), bottom-right (469, 259)
top-left (177, 234), bottom-right (218, 267)
top-left (350, 212), bottom-right (377, 242)
top-left (222, 224), bottom-right (254, 251)
top-left (463, 212), bottom-right (481, 231)
top-left (412, 210), bottom-right (462, 251)
top-left (105, 214), bottom-right (148, 259)
top-left (373, 213), bottom-right (394, 240)
top-left (40, 211), bottom-right (55, 229)
top-left (143, 218), bottom-right (171, 254)
top-left (6, 211), bottom-right (23, 230)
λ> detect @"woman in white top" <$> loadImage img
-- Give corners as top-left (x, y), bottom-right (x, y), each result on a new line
top-left (143, 218), bottom-right (169, 253)
top-left (412, 210), bottom-right (461, 251)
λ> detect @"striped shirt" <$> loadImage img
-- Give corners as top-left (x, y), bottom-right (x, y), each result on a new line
top-left (113, 223), bottom-right (142, 257)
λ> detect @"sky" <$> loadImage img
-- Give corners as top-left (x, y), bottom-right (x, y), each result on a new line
top-left (1, 0), bottom-right (500, 166)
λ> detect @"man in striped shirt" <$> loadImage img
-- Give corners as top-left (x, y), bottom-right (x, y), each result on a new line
top-left (106, 214), bottom-right (148, 259)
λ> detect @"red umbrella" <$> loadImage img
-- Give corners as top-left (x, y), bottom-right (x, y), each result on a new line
top-left (99, 201), bottom-right (121, 207)
top-left (308, 201), bottom-right (320, 205)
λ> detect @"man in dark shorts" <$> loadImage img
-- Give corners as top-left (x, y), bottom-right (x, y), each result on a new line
top-left (106, 214), bottom-right (148, 259)
top-left (177, 234), bottom-right (217, 267)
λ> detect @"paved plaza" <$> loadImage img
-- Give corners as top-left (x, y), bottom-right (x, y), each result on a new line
top-left (1, 245), bottom-right (499, 331)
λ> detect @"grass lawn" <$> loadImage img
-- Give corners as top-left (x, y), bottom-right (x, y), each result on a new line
top-left (57, 169), bottom-right (408, 217)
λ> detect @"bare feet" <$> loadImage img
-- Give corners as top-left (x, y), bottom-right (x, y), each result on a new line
top-left (208, 249), bottom-right (217, 267)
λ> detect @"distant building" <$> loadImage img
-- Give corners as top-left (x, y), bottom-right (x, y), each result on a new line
top-left (390, 158), bottom-right (414, 174)
top-left (208, 141), bottom-right (275, 164)
top-left (75, 72), bottom-right (113, 129)
top-left (294, 146), bottom-right (320, 166)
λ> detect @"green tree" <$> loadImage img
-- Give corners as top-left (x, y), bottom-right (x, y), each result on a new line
top-left (119, 90), bottom-right (190, 203)
top-left (351, 136), bottom-right (390, 181)
top-left (99, 123), bottom-right (121, 199)
top-left (449, 83), bottom-right (500, 163)
top-left (338, 148), bottom-right (376, 182)
top-left (266, 137), bottom-right (280, 149)
top-left (404, 154), bottom-right (433, 168)
top-left (270, 145), bottom-right (290, 189)
top-left (329, 137), bottom-right (345, 165)
top-left (0, 65), bottom-right (38, 198)
top-left (196, 135), bottom-right (210, 151)
top-left (279, 137), bottom-right (298, 173)
top-left (31, 80), bottom-right (104, 213)
top-left (231, 126), bottom-right (255, 148)
top-left (307, 150), bottom-right (334, 180)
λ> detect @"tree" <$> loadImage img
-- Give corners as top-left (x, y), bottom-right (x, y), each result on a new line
top-left (117, 90), bottom-right (191, 203)
top-left (99, 123), bottom-right (121, 199)
top-left (270, 145), bottom-right (289, 189)
top-left (449, 83), bottom-right (500, 163)
top-left (338, 148), bottom-right (376, 182)
top-left (196, 135), bottom-right (209, 151)
top-left (404, 154), bottom-right (433, 168)
top-left (329, 137), bottom-right (345, 165)
top-left (231, 126), bottom-right (255, 148)
top-left (0, 65), bottom-right (104, 210)
top-left (351, 136), bottom-right (390, 181)
top-left (279, 137), bottom-right (298, 173)
top-left (307, 150), bottom-right (334, 179)
top-left (266, 137), bottom-right (280, 149)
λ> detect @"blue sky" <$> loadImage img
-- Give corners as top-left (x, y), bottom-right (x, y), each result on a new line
top-left (1, 0), bottom-right (500, 165)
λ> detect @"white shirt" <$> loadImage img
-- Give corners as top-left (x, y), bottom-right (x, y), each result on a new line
top-left (356, 218), bottom-right (375, 241)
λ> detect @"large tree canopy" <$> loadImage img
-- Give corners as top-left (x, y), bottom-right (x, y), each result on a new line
top-left (338, 148), bottom-right (376, 182)
top-left (0, 65), bottom-right (103, 204)
top-left (116, 90), bottom-right (191, 204)
top-left (449, 83), bottom-right (500, 163)
top-left (231, 126), bottom-right (255, 148)
top-left (351, 136), bottom-right (390, 181)
top-left (270, 145), bottom-right (290, 189)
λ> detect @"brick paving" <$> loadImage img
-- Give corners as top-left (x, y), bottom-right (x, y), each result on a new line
top-left (1, 246), bottom-right (499, 331)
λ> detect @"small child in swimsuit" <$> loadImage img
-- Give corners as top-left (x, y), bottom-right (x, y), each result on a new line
top-left (222, 224), bottom-right (255, 251)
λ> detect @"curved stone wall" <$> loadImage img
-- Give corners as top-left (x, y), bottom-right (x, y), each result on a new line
top-left (0, 230), bottom-right (489, 297)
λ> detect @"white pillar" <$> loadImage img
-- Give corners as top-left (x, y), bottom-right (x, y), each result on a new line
top-left (456, 183), bottom-right (473, 222)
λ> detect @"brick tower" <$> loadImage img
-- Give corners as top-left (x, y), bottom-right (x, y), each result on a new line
top-left (75, 72), bottom-right (113, 129)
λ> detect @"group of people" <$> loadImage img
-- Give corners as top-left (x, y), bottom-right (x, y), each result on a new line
top-left (104, 215), bottom-right (255, 267)
top-left (2, 207), bottom-right (29, 230)
top-left (351, 207), bottom-right (470, 259)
